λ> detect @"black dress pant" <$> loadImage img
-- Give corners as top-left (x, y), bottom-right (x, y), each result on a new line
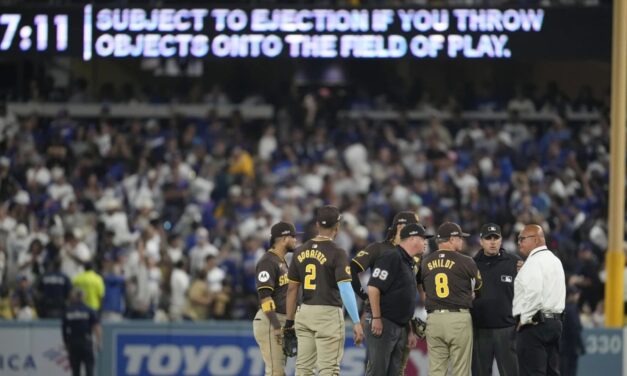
top-left (516, 319), bottom-right (562, 376)
top-left (472, 326), bottom-right (519, 376)
top-left (364, 317), bottom-right (408, 376)
top-left (68, 343), bottom-right (94, 376)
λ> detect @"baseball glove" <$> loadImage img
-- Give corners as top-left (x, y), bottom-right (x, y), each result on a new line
top-left (282, 327), bottom-right (298, 357)
top-left (410, 317), bottom-right (427, 339)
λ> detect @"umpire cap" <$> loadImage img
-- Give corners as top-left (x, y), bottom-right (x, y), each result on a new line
top-left (316, 205), bottom-right (341, 228)
top-left (400, 223), bottom-right (433, 240)
top-left (436, 222), bottom-right (470, 240)
top-left (480, 223), bottom-right (502, 238)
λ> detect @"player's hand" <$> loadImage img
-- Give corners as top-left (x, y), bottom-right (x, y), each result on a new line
top-left (407, 332), bottom-right (418, 348)
top-left (273, 327), bottom-right (283, 345)
top-left (282, 327), bottom-right (298, 357)
top-left (353, 322), bottom-right (364, 346)
top-left (371, 317), bottom-right (383, 337)
top-left (516, 260), bottom-right (524, 271)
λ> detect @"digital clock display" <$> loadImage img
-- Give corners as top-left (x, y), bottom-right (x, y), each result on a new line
top-left (0, 5), bottom-right (611, 60)
top-left (0, 7), bottom-right (82, 55)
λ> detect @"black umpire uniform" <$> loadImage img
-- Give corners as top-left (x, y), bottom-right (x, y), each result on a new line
top-left (62, 289), bottom-right (100, 376)
top-left (365, 223), bottom-right (432, 376)
top-left (471, 223), bottom-right (520, 376)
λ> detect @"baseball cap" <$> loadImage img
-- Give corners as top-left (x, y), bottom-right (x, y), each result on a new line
top-left (271, 221), bottom-right (298, 238)
top-left (316, 205), bottom-right (341, 228)
top-left (400, 223), bottom-right (433, 240)
top-left (436, 222), bottom-right (470, 240)
top-left (480, 223), bottom-right (502, 239)
top-left (391, 211), bottom-right (419, 228)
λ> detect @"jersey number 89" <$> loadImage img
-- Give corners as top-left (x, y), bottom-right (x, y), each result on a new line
top-left (435, 273), bottom-right (450, 298)
top-left (372, 268), bottom-right (388, 280)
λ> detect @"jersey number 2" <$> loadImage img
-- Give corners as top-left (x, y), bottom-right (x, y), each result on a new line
top-left (435, 273), bottom-right (450, 298)
top-left (304, 264), bottom-right (316, 290)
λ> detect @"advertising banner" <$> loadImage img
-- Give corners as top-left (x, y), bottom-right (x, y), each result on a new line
top-left (0, 325), bottom-right (70, 376)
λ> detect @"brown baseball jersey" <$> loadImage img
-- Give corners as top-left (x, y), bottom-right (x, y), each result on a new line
top-left (420, 250), bottom-right (482, 311)
top-left (256, 250), bottom-right (289, 314)
top-left (352, 240), bottom-right (394, 272)
top-left (288, 239), bottom-right (352, 307)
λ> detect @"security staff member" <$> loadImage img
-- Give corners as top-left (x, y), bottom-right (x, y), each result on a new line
top-left (62, 288), bottom-right (101, 376)
top-left (421, 222), bottom-right (482, 376)
top-left (513, 224), bottom-right (565, 376)
top-left (471, 223), bottom-right (521, 376)
top-left (350, 211), bottom-right (422, 375)
top-left (37, 258), bottom-right (72, 318)
top-left (253, 221), bottom-right (298, 376)
top-left (365, 223), bottom-right (432, 376)
top-left (286, 205), bottom-right (364, 376)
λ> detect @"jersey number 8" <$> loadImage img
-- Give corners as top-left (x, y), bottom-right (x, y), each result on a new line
top-left (435, 273), bottom-right (450, 298)
top-left (372, 268), bottom-right (388, 280)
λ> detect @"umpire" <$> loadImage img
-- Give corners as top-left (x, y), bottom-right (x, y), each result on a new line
top-left (62, 288), bottom-right (101, 376)
top-left (365, 223), bottom-right (432, 376)
top-left (471, 223), bottom-right (520, 376)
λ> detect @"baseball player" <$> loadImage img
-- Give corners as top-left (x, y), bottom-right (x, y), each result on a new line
top-left (285, 205), bottom-right (364, 376)
top-left (253, 222), bottom-right (298, 376)
top-left (420, 222), bottom-right (482, 376)
top-left (350, 211), bottom-right (423, 374)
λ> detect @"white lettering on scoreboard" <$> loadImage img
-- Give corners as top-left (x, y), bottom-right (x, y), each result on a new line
top-left (85, 7), bottom-right (545, 59)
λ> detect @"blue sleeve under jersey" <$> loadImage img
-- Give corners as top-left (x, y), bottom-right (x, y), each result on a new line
top-left (338, 281), bottom-right (360, 324)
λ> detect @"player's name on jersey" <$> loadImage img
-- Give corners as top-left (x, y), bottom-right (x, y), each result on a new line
top-left (426, 259), bottom-right (456, 270)
top-left (297, 249), bottom-right (328, 264)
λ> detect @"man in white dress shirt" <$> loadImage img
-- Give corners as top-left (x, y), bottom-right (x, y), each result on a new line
top-left (513, 224), bottom-right (565, 376)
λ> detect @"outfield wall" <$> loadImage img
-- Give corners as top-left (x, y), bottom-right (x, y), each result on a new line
top-left (0, 321), bottom-right (620, 375)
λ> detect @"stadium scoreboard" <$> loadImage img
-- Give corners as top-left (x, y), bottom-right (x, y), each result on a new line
top-left (0, 5), bottom-right (610, 60)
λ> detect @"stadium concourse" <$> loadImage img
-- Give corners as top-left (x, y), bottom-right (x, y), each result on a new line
top-left (0, 79), bottom-right (614, 329)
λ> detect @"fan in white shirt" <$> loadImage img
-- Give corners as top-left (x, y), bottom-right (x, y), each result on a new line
top-left (512, 224), bottom-right (565, 376)
top-left (189, 228), bottom-right (218, 276)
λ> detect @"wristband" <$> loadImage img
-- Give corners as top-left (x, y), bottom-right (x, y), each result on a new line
top-left (372, 317), bottom-right (381, 319)
top-left (285, 319), bottom-right (294, 328)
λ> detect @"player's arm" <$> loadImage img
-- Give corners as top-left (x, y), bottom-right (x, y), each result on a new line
top-left (258, 292), bottom-right (281, 329)
top-left (350, 261), bottom-right (368, 300)
top-left (337, 252), bottom-right (364, 345)
top-left (415, 259), bottom-right (426, 303)
top-left (417, 284), bottom-right (426, 305)
top-left (338, 281), bottom-right (361, 324)
top-left (286, 281), bottom-right (299, 323)
top-left (285, 259), bottom-right (301, 326)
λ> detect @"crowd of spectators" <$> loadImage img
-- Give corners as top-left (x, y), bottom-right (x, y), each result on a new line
top-left (0, 79), bottom-right (621, 330)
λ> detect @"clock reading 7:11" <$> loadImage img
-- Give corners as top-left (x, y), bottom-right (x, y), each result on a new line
top-left (0, 13), bottom-right (68, 52)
